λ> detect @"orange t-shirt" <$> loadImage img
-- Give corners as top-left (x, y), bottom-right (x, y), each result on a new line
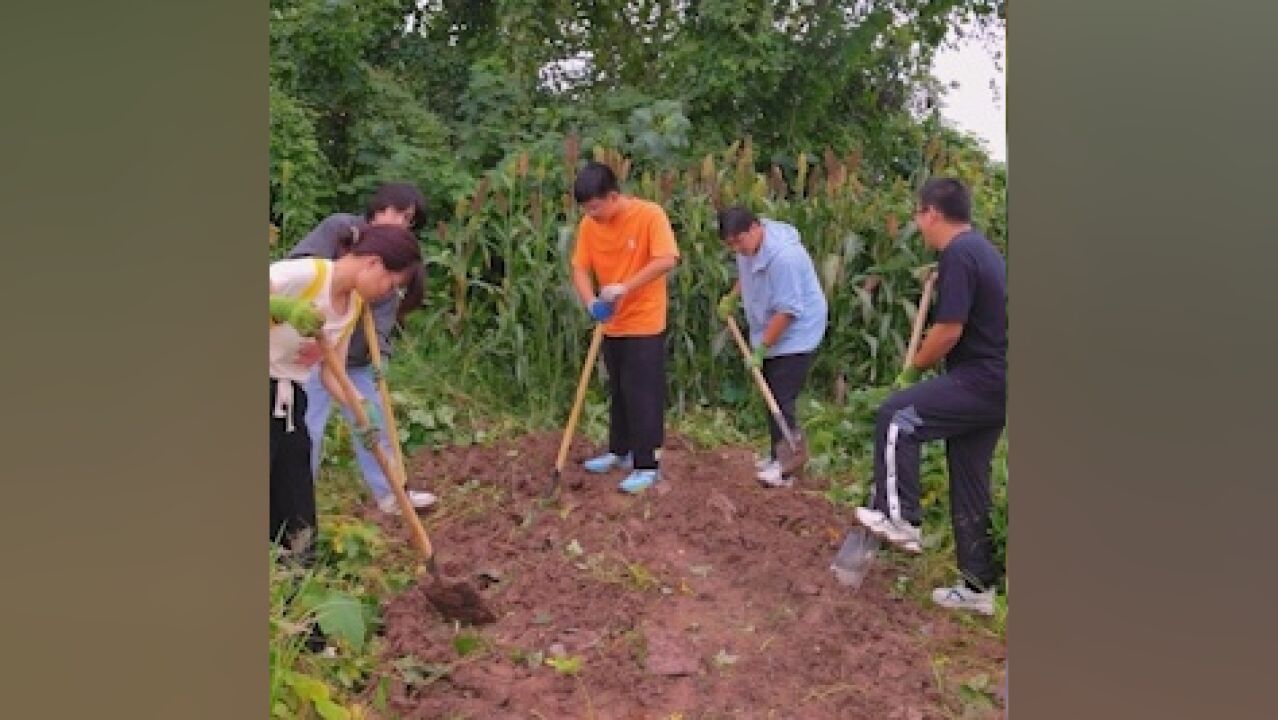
top-left (571, 197), bottom-right (681, 336)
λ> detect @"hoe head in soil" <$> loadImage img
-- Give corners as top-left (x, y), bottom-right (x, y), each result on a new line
top-left (422, 576), bottom-right (497, 625)
top-left (774, 434), bottom-right (809, 477)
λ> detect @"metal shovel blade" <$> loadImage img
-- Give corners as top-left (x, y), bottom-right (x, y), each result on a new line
top-left (830, 527), bottom-right (880, 590)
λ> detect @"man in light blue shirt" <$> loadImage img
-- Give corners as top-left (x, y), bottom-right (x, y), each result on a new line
top-left (717, 207), bottom-right (828, 487)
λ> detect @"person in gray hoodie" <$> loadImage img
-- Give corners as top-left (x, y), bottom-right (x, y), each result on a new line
top-left (716, 207), bottom-right (829, 487)
top-left (286, 182), bottom-right (436, 515)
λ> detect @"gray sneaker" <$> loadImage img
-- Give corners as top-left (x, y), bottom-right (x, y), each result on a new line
top-left (931, 583), bottom-right (996, 616)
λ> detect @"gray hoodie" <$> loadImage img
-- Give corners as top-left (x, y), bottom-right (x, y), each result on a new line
top-left (287, 213), bottom-right (400, 366)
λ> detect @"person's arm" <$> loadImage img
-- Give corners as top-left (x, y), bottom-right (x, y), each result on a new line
top-left (618, 254), bottom-right (678, 295)
top-left (569, 222), bottom-right (599, 307)
top-left (910, 322), bottom-right (963, 370)
top-left (602, 208), bottom-right (680, 301)
top-left (572, 266), bottom-right (597, 306)
top-left (759, 312), bottom-right (795, 348)
top-left (288, 214), bottom-right (357, 260)
top-left (904, 248), bottom-right (973, 372)
top-left (758, 251), bottom-right (805, 347)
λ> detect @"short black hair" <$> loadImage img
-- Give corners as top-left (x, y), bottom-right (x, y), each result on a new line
top-left (717, 206), bottom-right (759, 241)
top-left (918, 177), bottom-right (971, 223)
top-left (366, 182), bottom-right (427, 230)
top-left (573, 162), bottom-right (620, 203)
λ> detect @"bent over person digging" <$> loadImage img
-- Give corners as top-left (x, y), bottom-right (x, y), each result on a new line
top-left (853, 177), bottom-right (1008, 616)
top-left (287, 182), bottom-right (437, 516)
top-left (569, 161), bottom-right (681, 494)
top-left (268, 224), bottom-right (425, 565)
top-left (716, 206), bottom-right (828, 488)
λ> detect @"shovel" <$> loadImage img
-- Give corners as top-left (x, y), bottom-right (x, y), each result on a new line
top-left (315, 326), bottom-right (495, 625)
top-left (834, 269), bottom-right (939, 588)
top-left (723, 315), bottom-right (806, 476)
top-left (546, 322), bottom-right (606, 498)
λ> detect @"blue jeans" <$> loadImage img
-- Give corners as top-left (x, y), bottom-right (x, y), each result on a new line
top-left (303, 365), bottom-right (393, 502)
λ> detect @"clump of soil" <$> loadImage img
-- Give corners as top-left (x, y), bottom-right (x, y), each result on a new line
top-left (420, 580), bottom-right (497, 626)
top-left (364, 431), bottom-right (1005, 719)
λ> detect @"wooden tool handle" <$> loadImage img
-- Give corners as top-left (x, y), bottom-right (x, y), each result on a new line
top-left (555, 323), bottom-right (606, 472)
top-left (314, 333), bottom-right (434, 561)
top-left (361, 307), bottom-right (410, 485)
top-left (724, 315), bottom-right (797, 449)
top-left (903, 270), bottom-right (938, 371)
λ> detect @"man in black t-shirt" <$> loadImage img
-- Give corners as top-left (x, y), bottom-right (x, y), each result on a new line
top-left (854, 177), bottom-right (1007, 616)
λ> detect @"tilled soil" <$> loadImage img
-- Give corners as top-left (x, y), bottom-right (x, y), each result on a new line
top-left (366, 431), bottom-right (1005, 719)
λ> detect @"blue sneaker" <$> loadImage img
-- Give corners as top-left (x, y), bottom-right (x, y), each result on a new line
top-left (618, 469), bottom-right (659, 494)
top-left (582, 452), bottom-right (633, 474)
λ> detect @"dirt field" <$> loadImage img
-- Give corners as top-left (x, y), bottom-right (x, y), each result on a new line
top-left (364, 431), bottom-right (1006, 719)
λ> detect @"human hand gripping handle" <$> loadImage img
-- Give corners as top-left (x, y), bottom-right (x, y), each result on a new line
top-left (893, 366), bottom-right (922, 390)
top-left (588, 298), bottom-right (615, 322)
top-left (355, 398), bottom-right (384, 451)
top-left (717, 292), bottom-right (740, 321)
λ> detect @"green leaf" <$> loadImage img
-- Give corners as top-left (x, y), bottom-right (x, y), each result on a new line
top-left (313, 697), bottom-right (351, 720)
top-left (453, 633), bottom-right (483, 657)
top-left (545, 655), bottom-right (583, 675)
top-left (284, 670), bottom-right (329, 703)
top-left (315, 592), bottom-right (367, 652)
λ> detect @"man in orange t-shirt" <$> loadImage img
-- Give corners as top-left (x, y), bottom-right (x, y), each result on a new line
top-left (570, 161), bottom-right (681, 494)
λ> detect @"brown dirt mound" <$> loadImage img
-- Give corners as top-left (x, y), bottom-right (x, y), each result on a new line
top-left (366, 431), bottom-right (1005, 719)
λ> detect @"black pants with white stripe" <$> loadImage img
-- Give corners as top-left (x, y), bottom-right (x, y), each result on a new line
top-left (601, 332), bottom-right (667, 470)
top-left (868, 373), bottom-right (1006, 589)
top-left (761, 351), bottom-right (816, 458)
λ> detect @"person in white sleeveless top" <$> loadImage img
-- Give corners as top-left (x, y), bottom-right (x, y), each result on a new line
top-left (268, 224), bottom-right (423, 563)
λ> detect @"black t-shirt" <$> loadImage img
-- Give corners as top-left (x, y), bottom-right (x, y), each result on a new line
top-left (932, 229), bottom-right (1007, 392)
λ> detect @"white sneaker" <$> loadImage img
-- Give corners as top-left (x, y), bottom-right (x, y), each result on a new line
top-left (753, 455), bottom-right (772, 471)
top-left (756, 461), bottom-right (794, 488)
top-left (931, 584), bottom-right (996, 616)
top-left (377, 490), bottom-right (438, 515)
top-left (853, 507), bottom-right (922, 554)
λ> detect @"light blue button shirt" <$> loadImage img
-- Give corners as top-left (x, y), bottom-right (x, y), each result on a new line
top-left (737, 219), bottom-right (828, 357)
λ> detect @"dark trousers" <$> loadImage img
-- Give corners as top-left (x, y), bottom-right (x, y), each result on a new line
top-left (869, 373), bottom-right (1006, 589)
top-left (761, 351), bottom-right (815, 458)
top-left (270, 378), bottom-right (317, 560)
top-left (601, 332), bottom-right (667, 470)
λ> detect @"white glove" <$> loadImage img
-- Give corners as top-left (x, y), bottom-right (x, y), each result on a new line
top-left (599, 284), bottom-right (627, 303)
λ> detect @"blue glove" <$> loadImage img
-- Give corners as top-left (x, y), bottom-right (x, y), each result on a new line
top-left (589, 299), bottom-right (615, 322)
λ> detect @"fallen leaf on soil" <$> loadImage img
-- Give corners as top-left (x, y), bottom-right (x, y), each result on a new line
top-left (712, 650), bottom-right (739, 668)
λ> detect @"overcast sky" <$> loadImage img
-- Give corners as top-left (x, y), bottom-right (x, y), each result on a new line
top-left (929, 23), bottom-right (1007, 162)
